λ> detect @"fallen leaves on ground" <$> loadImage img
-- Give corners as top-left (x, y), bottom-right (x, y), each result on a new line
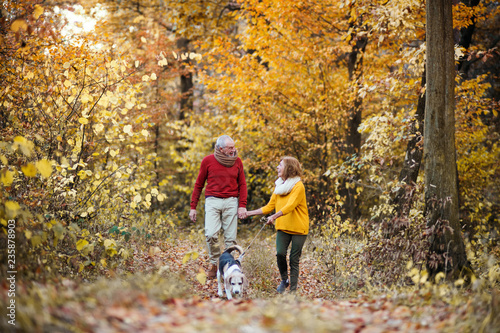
top-left (0, 237), bottom-right (492, 332)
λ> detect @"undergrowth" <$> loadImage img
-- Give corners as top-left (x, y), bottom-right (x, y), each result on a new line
top-left (1, 216), bottom-right (499, 332)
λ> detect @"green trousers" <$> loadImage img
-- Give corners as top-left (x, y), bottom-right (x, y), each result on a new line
top-left (276, 230), bottom-right (307, 291)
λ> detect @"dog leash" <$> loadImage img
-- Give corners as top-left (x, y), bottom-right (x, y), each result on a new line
top-left (238, 216), bottom-right (268, 261)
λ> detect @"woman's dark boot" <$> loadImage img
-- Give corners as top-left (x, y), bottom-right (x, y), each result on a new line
top-left (277, 279), bottom-right (289, 293)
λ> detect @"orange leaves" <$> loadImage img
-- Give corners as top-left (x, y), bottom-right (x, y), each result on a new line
top-left (200, 0), bottom-right (358, 185)
top-left (33, 5), bottom-right (44, 20)
top-left (11, 19), bottom-right (28, 33)
top-left (453, 2), bottom-right (487, 29)
top-left (7, 3), bottom-right (46, 46)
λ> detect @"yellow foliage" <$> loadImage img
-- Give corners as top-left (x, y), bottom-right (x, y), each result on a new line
top-left (196, 268), bottom-right (207, 285)
top-left (25, 229), bottom-right (32, 240)
top-left (36, 159), bottom-right (53, 178)
top-left (0, 170), bottom-right (15, 186)
top-left (104, 239), bottom-right (118, 257)
top-left (21, 163), bottom-right (37, 177)
top-left (33, 5), bottom-right (44, 20)
top-left (76, 239), bottom-right (89, 251)
top-left (5, 201), bottom-right (20, 218)
top-left (13, 136), bottom-right (34, 157)
top-left (78, 117), bottom-right (89, 125)
top-left (0, 0), bottom-right (496, 284)
top-left (182, 251), bottom-right (199, 264)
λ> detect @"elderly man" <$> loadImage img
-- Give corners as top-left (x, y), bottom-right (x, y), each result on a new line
top-left (189, 135), bottom-right (248, 279)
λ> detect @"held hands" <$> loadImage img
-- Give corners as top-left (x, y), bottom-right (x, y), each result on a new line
top-left (191, 208), bottom-right (248, 222)
top-left (237, 207), bottom-right (247, 219)
top-left (240, 208), bottom-right (262, 220)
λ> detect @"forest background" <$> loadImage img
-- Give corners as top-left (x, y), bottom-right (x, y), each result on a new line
top-left (0, 0), bottom-right (499, 332)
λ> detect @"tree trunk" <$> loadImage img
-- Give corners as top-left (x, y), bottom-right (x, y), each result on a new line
top-left (177, 37), bottom-right (193, 121)
top-left (424, 0), bottom-right (469, 278)
top-left (393, 0), bottom-right (480, 219)
top-left (339, 34), bottom-right (368, 221)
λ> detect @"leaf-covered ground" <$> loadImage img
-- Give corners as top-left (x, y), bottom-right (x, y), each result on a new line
top-left (1, 236), bottom-right (496, 332)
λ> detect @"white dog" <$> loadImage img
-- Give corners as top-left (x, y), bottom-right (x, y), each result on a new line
top-left (217, 245), bottom-right (248, 300)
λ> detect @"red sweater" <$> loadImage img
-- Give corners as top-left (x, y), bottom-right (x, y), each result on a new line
top-left (190, 154), bottom-right (247, 209)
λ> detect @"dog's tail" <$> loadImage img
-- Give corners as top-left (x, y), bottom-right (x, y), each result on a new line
top-left (223, 244), bottom-right (244, 255)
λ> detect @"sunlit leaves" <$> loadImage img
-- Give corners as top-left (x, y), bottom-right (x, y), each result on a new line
top-left (182, 251), bottom-right (199, 264)
top-left (11, 19), bottom-right (28, 32)
top-left (196, 268), bottom-right (207, 285)
top-left (158, 52), bottom-right (168, 66)
top-left (104, 239), bottom-right (118, 257)
top-left (1, 170), bottom-right (15, 186)
top-left (21, 163), bottom-right (37, 177)
top-left (123, 125), bottom-right (133, 135)
top-left (0, 1), bottom-right (174, 280)
top-left (94, 123), bottom-right (105, 133)
top-left (78, 117), bottom-right (89, 125)
top-left (13, 136), bottom-right (34, 157)
top-left (0, 0), bottom-right (495, 285)
top-left (76, 239), bottom-right (89, 252)
top-left (33, 5), bottom-right (44, 20)
top-left (133, 193), bottom-right (142, 204)
top-left (5, 201), bottom-right (20, 218)
top-left (36, 159), bottom-right (53, 178)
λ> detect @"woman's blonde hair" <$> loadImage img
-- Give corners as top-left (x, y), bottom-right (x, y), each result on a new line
top-left (281, 156), bottom-right (302, 179)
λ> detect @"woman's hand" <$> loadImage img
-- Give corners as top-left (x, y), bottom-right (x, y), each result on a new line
top-left (266, 211), bottom-right (283, 225)
top-left (266, 216), bottom-right (276, 225)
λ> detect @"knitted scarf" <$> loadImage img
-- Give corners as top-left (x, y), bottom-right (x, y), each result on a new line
top-left (274, 177), bottom-right (301, 195)
top-left (214, 147), bottom-right (238, 167)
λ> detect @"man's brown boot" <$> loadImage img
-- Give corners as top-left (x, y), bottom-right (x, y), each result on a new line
top-left (207, 264), bottom-right (217, 279)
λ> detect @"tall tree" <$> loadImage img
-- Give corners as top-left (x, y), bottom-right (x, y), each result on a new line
top-left (424, 0), bottom-right (469, 278)
top-left (341, 7), bottom-right (368, 221)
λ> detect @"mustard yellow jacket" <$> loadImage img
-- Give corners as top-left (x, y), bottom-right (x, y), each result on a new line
top-left (261, 181), bottom-right (309, 235)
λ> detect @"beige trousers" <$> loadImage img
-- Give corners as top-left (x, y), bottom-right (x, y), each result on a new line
top-left (204, 197), bottom-right (238, 264)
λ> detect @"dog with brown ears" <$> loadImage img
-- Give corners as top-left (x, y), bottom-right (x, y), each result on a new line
top-left (217, 245), bottom-right (248, 300)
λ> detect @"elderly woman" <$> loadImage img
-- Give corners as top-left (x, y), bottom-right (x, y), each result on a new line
top-left (245, 156), bottom-right (309, 293)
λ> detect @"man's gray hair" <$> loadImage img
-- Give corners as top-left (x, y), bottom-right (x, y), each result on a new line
top-left (215, 135), bottom-right (233, 149)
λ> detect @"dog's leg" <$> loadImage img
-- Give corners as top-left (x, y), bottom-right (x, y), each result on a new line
top-left (225, 285), bottom-right (233, 300)
top-left (217, 270), bottom-right (224, 298)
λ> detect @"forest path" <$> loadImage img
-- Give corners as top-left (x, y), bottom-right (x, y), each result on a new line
top-left (3, 238), bottom-right (484, 332)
